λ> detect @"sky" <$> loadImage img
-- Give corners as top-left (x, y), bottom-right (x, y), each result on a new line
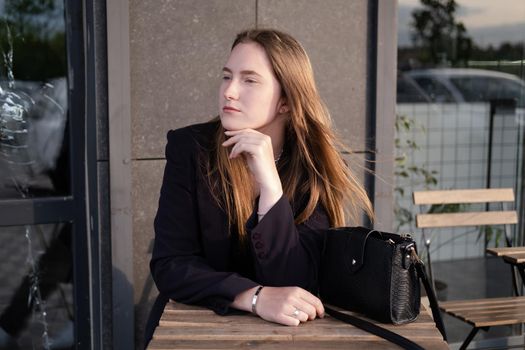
top-left (398, 0), bottom-right (525, 47)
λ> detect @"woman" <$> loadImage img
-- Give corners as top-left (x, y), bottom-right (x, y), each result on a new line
top-left (146, 28), bottom-right (373, 343)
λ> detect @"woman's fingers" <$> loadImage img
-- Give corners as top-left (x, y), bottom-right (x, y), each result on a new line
top-left (221, 134), bottom-right (256, 147)
top-left (229, 142), bottom-right (263, 159)
top-left (276, 314), bottom-right (300, 326)
top-left (299, 292), bottom-right (325, 318)
top-left (223, 134), bottom-right (268, 158)
top-left (221, 128), bottom-right (282, 199)
top-left (292, 307), bottom-right (312, 322)
top-left (294, 301), bottom-right (317, 321)
top-left (293, 309), bottom-right (309, 323)
top-left (223, 129), bottom-right (272, 149)
top-left (275, 306), bottom-right (307, 326)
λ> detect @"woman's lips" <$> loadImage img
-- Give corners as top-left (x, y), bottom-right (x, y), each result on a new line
top-left (223, 106), bottom-right (240, 112)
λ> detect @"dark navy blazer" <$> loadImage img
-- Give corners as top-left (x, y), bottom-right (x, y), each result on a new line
top-left (147, 121), bottom-right (329, 339)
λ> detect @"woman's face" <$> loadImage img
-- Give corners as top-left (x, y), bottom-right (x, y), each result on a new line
top-left (219, 42), bottom-right (284, 131)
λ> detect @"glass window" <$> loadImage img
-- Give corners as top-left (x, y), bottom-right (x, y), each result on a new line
top-left (397, 0), bottom-right (525, 346)
top-left (0, 2), bottom-right (78, 349)
top-left (397, 73), bottom-right (432, 103)
top-left (0, 223), bottom-right (73, 349)
top-left (451, 76), bottom-right (525, 106)
top-left (412, 76), bottom-right (456, 102)
top-left (0, 0), bottom-right (69, 199)
top-left (449, 76), bottom-right (490, 101)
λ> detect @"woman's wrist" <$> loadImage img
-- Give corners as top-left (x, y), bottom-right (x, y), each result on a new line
top-left (232, 286), bottom-right (260, 312)
top-left (251, 286), bottom-right (264, 315)
top-left (258, 186), bottom-right (283, 215)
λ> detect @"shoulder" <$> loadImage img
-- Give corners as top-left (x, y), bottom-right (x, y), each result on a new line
top-left (166, 120), bottom-right (220, 152)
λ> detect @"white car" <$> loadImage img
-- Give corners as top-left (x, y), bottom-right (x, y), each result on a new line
top-left (399, 68), bottom-right (525, 107)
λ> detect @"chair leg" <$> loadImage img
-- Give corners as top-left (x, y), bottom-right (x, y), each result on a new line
top-left (517, 264), bottom-right (525, 290)
top-left (425, 239), bottom-right (436, 293)
top-left (511, 265), bottom-right (520, 296)
top-left (459, 326), bottom-right (489, 350)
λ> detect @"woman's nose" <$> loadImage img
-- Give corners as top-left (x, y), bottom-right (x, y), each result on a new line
top-left (223, 81), bottom-right (239, 100)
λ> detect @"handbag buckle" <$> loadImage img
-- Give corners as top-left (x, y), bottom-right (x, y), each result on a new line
top-left (409, 246), bottom-right (423, 264)
top-left (402, 243), bottom-right (418, 269)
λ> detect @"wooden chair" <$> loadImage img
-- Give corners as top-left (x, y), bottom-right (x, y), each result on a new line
top-left (413, 188), bottom-right (521, 349)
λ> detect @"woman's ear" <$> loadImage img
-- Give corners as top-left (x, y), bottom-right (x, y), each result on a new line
top-left (278, 99), bottom-right (289, 114)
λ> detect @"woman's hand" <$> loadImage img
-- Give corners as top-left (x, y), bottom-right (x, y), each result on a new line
top-left (232, 286), bottom-right (325, 326)
top-left (256, 286), bottom-right (325, 326)
top-left (222, 129), bottom-right (283, 214)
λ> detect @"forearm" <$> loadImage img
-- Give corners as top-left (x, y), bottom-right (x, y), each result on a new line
top-left (152, 256), bottom-right (257, 302)
top-left (257, 184), bottom-right (283, 218)
top-left (247, 199), bottom-right (329, 289)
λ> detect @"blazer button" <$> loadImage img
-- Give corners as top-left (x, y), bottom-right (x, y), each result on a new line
top-left (253, 232), bottom-right (261, 240)
top-left (255, 241), bottom-right (263, 249)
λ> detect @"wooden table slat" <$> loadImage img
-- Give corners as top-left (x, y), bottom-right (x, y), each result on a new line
top-left (502, 253), bottom-right (525, 264)
top-left (153, 323), bottom-right (443, 340)
top-left (148, 302), bottom-right (448, 350)
top-left (149, 339), bottom-right (448, 350)
top-left (487, 246), bottom-right (525, 256)
top-left (160, 314), bottom-right (435, 330)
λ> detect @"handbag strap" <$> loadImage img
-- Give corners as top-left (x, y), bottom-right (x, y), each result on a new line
top-left (324, 305), bottom-right (426, 350)
top-left (323, 260), bottom-right (447, 350)
top-left (415, 260), bottom-right (447, 341)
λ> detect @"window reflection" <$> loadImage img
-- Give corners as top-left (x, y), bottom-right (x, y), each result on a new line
top-left (0, 0), bottom-right (68, 199)
top-left (450, 75), bottom-right (525, 105)
top-left (0, 223), bottom-right (73, 349)
top-left (396, 0), bottom-right (525, 344)
top-left (411, 75), bottom-right (456, 103)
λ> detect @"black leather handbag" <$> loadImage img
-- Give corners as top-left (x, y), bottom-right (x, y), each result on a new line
top-left (319, 227), bottom-right (447, 349)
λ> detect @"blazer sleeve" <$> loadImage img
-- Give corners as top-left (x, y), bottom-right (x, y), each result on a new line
top-left (150, 129), bottom-right (258, 315)
top-left (245, 196), bottom-right (330, 294)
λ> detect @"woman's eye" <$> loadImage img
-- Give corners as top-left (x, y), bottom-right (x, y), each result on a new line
top-left (222, 76), bottom-right (231, 81)
top-left (245, 78), bottom-right (257, 84)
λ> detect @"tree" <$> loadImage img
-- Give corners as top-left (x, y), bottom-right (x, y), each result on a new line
top-left (0, 0), bottom-right (66, 82)
top-left (411, 0), bottom-right (473, 66)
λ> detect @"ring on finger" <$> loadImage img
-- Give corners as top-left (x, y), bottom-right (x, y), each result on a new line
top-left (292, 308), bottom-right (300, 317)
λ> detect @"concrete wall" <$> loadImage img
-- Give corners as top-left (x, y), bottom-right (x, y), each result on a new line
top-left (128, 0), bottom-right (370, 347)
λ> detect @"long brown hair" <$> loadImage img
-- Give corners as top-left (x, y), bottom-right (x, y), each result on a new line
top-left (206, 28), bottom-right (373, 237)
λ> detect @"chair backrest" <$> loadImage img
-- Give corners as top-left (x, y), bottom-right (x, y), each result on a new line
top-left (413, 188), bottom-right (517, 229)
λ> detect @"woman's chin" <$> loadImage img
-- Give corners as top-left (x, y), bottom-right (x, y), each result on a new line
top-left (220, 118), bottom-right (245, 131)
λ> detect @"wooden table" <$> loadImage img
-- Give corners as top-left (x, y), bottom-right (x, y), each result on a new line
top-left (487, 246), bottom-right (525, 264)
top-left (487, 246), bottom-right (525, 294)
top-left (147, 301), bottom-right (449, 349)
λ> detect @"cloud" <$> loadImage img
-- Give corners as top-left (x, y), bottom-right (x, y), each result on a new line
top-left (398, 5), bottom-right (416, 47)
top-left (397, 2), bottom-right (525, 48)
top-left (468, 22), bottom-right (525, 47)
top-left (456, 4), bottom-right (485, 17)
